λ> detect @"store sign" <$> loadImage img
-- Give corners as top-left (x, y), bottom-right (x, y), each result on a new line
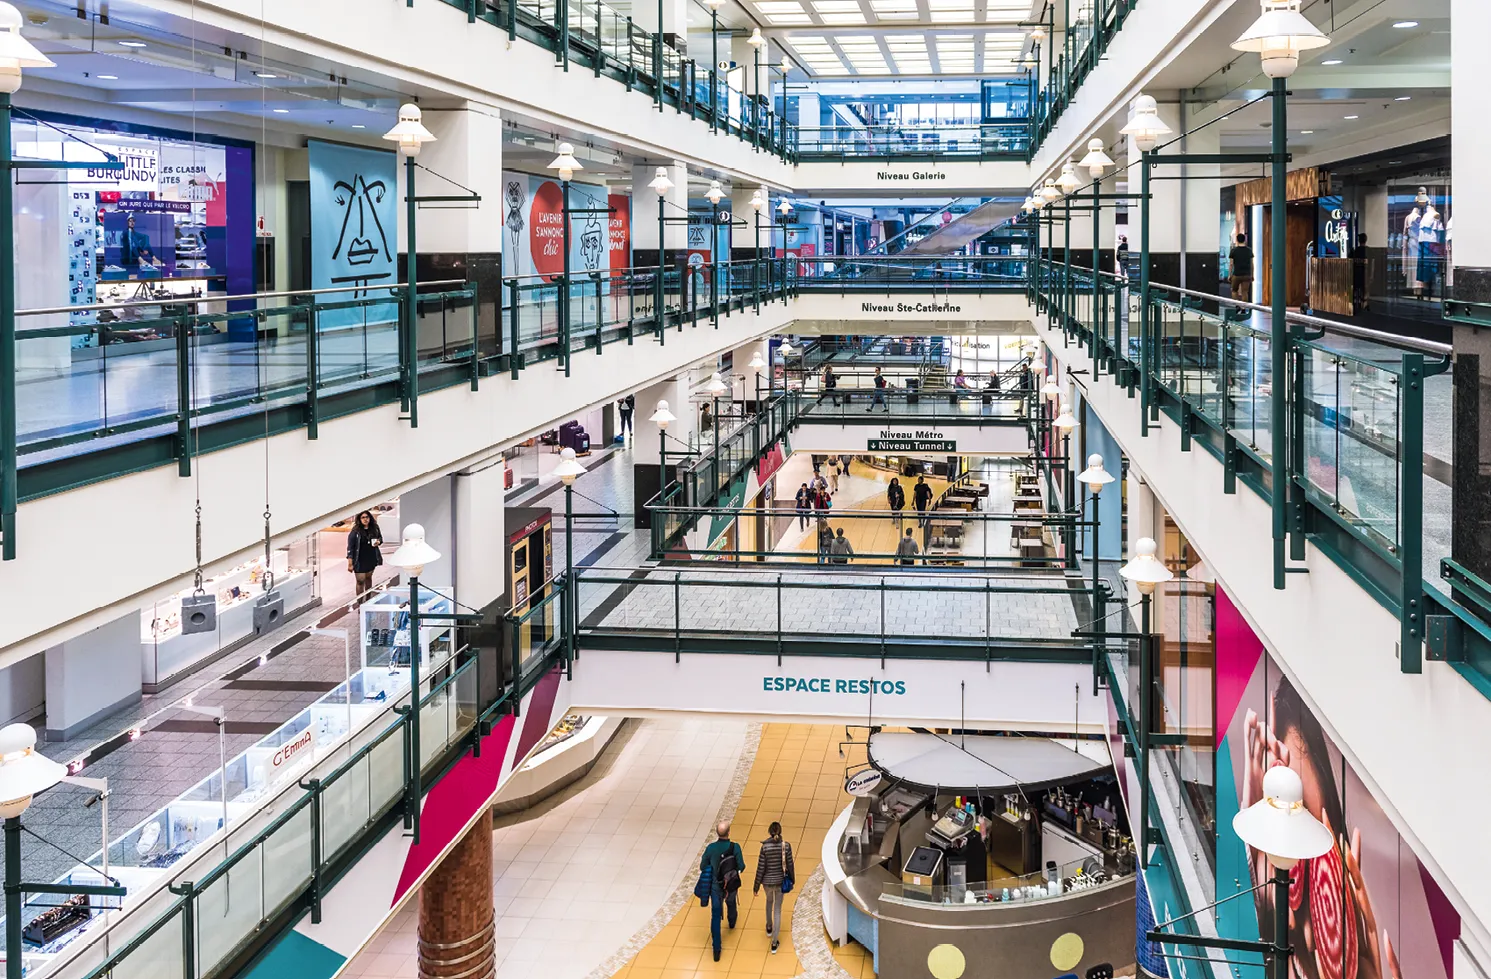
top-left (860, 300), bottom-right (964, 315)
top-left (762, 676), bottom-right (907, 695)
top-left (845, 768), bottom-right (884, 797)
top-left (868, 430), bottom-right (955, 453)
top-left (270, 728), bottom-right (316, 780)
top-left (875, 169), bottom-right (947, 182)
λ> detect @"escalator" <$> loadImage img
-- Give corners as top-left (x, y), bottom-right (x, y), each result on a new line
top-left (901, 198), bottom-right (1025, 255)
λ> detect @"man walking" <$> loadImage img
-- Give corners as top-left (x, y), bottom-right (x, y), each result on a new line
top-left (913, 475), bottom-right (934, 529)
top-left (867, 367), bottom-right (888, 412)
top-left (830, 528), bottom-right (854, 564)
top-left (702, 821), bottom-right (746, 962)
top-left (1228, 232), bottom-right (1254, 302)
top-left (896, 527), bottom-right (921, 566)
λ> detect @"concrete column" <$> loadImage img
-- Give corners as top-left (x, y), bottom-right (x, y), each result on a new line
top-left (1129, 99), bottom-right (1221, 292)
top-left (417, 822), bottom-right (495, 979)
top-left (395, 102), bottom-right (504, 353)
top-left (453, 453), bottom-right (507, 611)
top-left (731, 186), bottom-right (767, 261)
top-left (631, 162), bottom-right (689, 269)
top-left (730, 35), bottom-right (769, 103)
top-left (1449, 0), bottom-right (1491, 580)
top-left (632, 0), bottom-right (688, 51)
top-left (398, 475), bottom-right (456, 597)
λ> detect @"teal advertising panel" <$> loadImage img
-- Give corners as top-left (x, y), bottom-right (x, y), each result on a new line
top-left (309, 139), bottom-right (399, 330)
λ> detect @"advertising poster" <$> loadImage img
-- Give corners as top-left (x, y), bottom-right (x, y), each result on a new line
top-left (607, 193), bottom-right (631, 272)
top-left (1214, 585), bottom-right (1460, 979)
top-left (101, 209), bottom-right (175, 280)
top-left (308, 139), bottom-right (399, 330)
top-left (500, 171), bottom-right (614, 281)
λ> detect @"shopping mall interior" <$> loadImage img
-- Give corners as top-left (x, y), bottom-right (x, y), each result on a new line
top-left (0, 0), bottom-right (1480, 978)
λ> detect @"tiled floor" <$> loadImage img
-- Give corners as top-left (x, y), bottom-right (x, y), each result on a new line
top-left (611, 723), bottom-right (875, 979)
top-left (341, 716), bottom-right (752, 979)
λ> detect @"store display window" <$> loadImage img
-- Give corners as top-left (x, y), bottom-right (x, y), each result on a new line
top-left (1384, 175), bottom-right (1451, 305)
top-left (140, 535), bottom-right (319, 689)
top-left (11, 111), bottom-right (255, 339)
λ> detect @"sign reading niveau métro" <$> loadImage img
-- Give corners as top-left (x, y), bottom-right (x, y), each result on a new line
top-left (868, 429), bottom-right (956, 452)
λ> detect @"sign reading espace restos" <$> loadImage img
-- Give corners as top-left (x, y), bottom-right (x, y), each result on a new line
top-left (763, 676), bottom-right (907, 695)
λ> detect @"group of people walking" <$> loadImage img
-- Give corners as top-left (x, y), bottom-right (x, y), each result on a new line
top-left (696, 820), bottom-right (796, 960)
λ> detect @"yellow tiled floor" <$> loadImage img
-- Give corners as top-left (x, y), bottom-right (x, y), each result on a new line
top-left (611, 724), bottom-right (877, 979)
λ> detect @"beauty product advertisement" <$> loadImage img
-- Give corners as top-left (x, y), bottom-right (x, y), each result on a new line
top-left (1214, 586), bottom-right (1459, 979)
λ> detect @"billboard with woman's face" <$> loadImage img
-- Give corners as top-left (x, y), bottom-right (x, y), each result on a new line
top-left (1215, 586), bottom-right (1460, 979)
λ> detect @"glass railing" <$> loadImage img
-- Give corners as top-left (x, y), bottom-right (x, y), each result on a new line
top-left (795, 255), bottom-right (1030, 290)
top-left (1029, 0), bottom-right (1140, 152)
top-left (1033, 255), bottom-right (1457, 679)
top-left (448, 0), bottom-right (795, 161)
top-left (573, 566), bottom-right (1098, 655)
top-left (795, 122), bottom-right (1030, 161)
top-left (49, 619), bottom-right (564, 979)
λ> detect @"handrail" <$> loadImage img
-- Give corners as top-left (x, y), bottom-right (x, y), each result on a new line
top-left (14, 280), bottom-right (470, 317)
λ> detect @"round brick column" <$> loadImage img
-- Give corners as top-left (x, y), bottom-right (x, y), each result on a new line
top-left (417, 821), bottom-right (495, 979)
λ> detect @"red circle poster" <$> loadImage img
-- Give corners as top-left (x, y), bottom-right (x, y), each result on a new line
top-left (528, 180), bottom-right (565, 280)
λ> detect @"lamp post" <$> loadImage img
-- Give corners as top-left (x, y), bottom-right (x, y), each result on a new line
top-left (774, 198), bottom-right (793, 301)
top-left (388, 523), bottom-right (441, 845)
top-left (1119, 94), bottom-right (1173, 435)
top-left (703, 0), bottom-right (725, 130)
top-left (0, 6), bottom-right (56, 561)
top-left (650, 399), bottom-right (677, 492)
top-left (547, 143), bottom-right (582, 376)
top-left (748, 350), bottom-right (766, 411)
top-left (1078, 138), bottom-right (1113, 367)
top-left (705, 371), bottom-right (728, 452)
top-left (1057, 160), bottom-right (1081, 343)
top-left (553, 447), bottom-right (587, 675)
top-left (1052, 401), bottom-right (1078, 563)
top-left (649, 167), bottom-right (675, 340)
top-left (750, 189), bottom-right (767, 310)
top-left (747, 28), bottom-right (766, 146)
top-left (1118, 535), bottom-right (1172, 871)
top-left (1076, 453), bottom-right (1115, 614)
top-left (1149, 765), bottom-right (1332, 979)
top-left (178, 704), bottom-right (228, 833)
top-left (1231, 0), bottom-right (1328, 588)
top-left (383, 104), bottom-right (437, 429)
top-left (0, 723), bottom-right (64, 979)
top-left (706, 179), bottom-right (725, 324)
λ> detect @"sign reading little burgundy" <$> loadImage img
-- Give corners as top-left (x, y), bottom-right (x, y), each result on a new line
top-left (868, 429), bottom-right (955, 453)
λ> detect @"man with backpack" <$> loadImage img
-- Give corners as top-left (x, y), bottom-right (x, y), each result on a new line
top-left (701, 820), bottom-right (746, 961)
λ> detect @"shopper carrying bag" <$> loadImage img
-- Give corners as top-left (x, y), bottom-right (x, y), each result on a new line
top-left (753, 822), bottom-right (796, 953)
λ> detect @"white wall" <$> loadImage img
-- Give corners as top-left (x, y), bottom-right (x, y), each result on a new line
top-left (787, 292), bottom-right (1032, 325)
top-left (1032, 316), bottom-right (1491, 953)
top-left (453, 454), bottom-right (508, 610)
top-left (156, 0), bottom-right (794, 193)
top-left (43, 611), bottom-right (142, 740)
top-left (566, 650), bottom-right (1108, 731)
top-left (399, 475), bottom-right (456, 596)
top-left (1, 304), bottom-right (794, 667)
top-left (0, 656), bottom-right (44, 727)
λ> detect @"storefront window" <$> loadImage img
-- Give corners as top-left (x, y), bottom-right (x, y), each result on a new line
top-left (11, 112), bottom-right (254, 336)
top-left (1383, 174), bottom-right (1451, 313)
top-left (947, 334), bottom-right (1033, 378)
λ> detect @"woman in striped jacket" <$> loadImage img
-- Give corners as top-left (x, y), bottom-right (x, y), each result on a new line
top-left (752, 822), bottom-right (795, 953)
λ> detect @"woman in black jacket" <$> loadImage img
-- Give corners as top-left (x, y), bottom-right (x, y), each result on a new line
top-left (887, 478), bottom-right (906, 531)
top-left (346, 511), bottom-right (384, 604)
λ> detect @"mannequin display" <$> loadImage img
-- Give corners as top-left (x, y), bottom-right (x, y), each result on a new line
top-left (1401, 188), bottom-right (1426, 291)
top-left (1417, 199), bottom-right (1443, 298)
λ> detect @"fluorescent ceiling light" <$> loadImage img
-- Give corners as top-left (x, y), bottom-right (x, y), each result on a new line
top-left (118, 40), bottom-right (147, 47)
top-left (1321, 59), bottom-right (1342, 65)
top-left (353, 124), bottom-right (366, 129)
top-left (1392, 20), bottom-right (1417, 28)
top-left (1343, 114), bottom-right (1358, 119)
top-left (756, 1), bottom-right (804, 9)
top-left (812, 1), bottom-right (859, 10)
top-left (767, 14), bottom-right (812, 22)
top-left (821, 14), bottom-right (866, 23)
top-left (255, 71), bottom-right (278, 78)
top-left (1395, 95), bottom-right (1411, 101)
top-left (273, 108), bottom-right (289, 113)
top-left (97, 73), bottom-right (119, 80)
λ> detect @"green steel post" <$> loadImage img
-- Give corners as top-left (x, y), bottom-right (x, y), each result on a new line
top-left (656, 194), bottom-right (666, 343)
top-left (1270, 78), bottom-right (1286, 589)
top-left (307, 778), bottom-right (323, 922)
top-left (1400, 353), bottom-right (1425, 672)
top-left (508, 0), bottom-right (517, 39)
top-left (405, 154), bottom-right (419, 428)
top-left (408, 574), bottom-right (422, 844)
top-left (305, 307), bottom-right (319, 439)
top-left (0, 95), bottom-right (14, 561)
top-left (1092, 177), bottom-right (1101, 374)
top-left (652, 21), bottom-right (662, 110)
top-left (594, 0), bottom-right (602, 76)
top-left (710, 11), bottom-right (719, 132)
top-left (564, 483), bottom-right (574, 676)
top-left (558, 0), bottom-right (569, 70)
top-left (1138, 595), bottom-right (1152, 867)
top-left (1063, 195), bottom-right (1072, 344)
top-left (562, 179), bottom-right (571, 376)
top-left (1139, 152), bottom-right (1151, 437)
top-left (176, 316), bottom-right (193, 473)
top-left (5, 817), bottom-right (19, 979)
top-left (1271, 868), bottom-right (1291, 979)
top-left (508, 279), bottom-right (520, 379)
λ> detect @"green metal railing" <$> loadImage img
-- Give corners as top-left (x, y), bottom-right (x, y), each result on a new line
top-left (66, 621), bottom-right (565, 979)
top-left (794, 121), bottom-right (1031, 162)
top-left (1031, 257), bottom-right (1467, 684)
top-left (437, 0), bottom-right (795, 161)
